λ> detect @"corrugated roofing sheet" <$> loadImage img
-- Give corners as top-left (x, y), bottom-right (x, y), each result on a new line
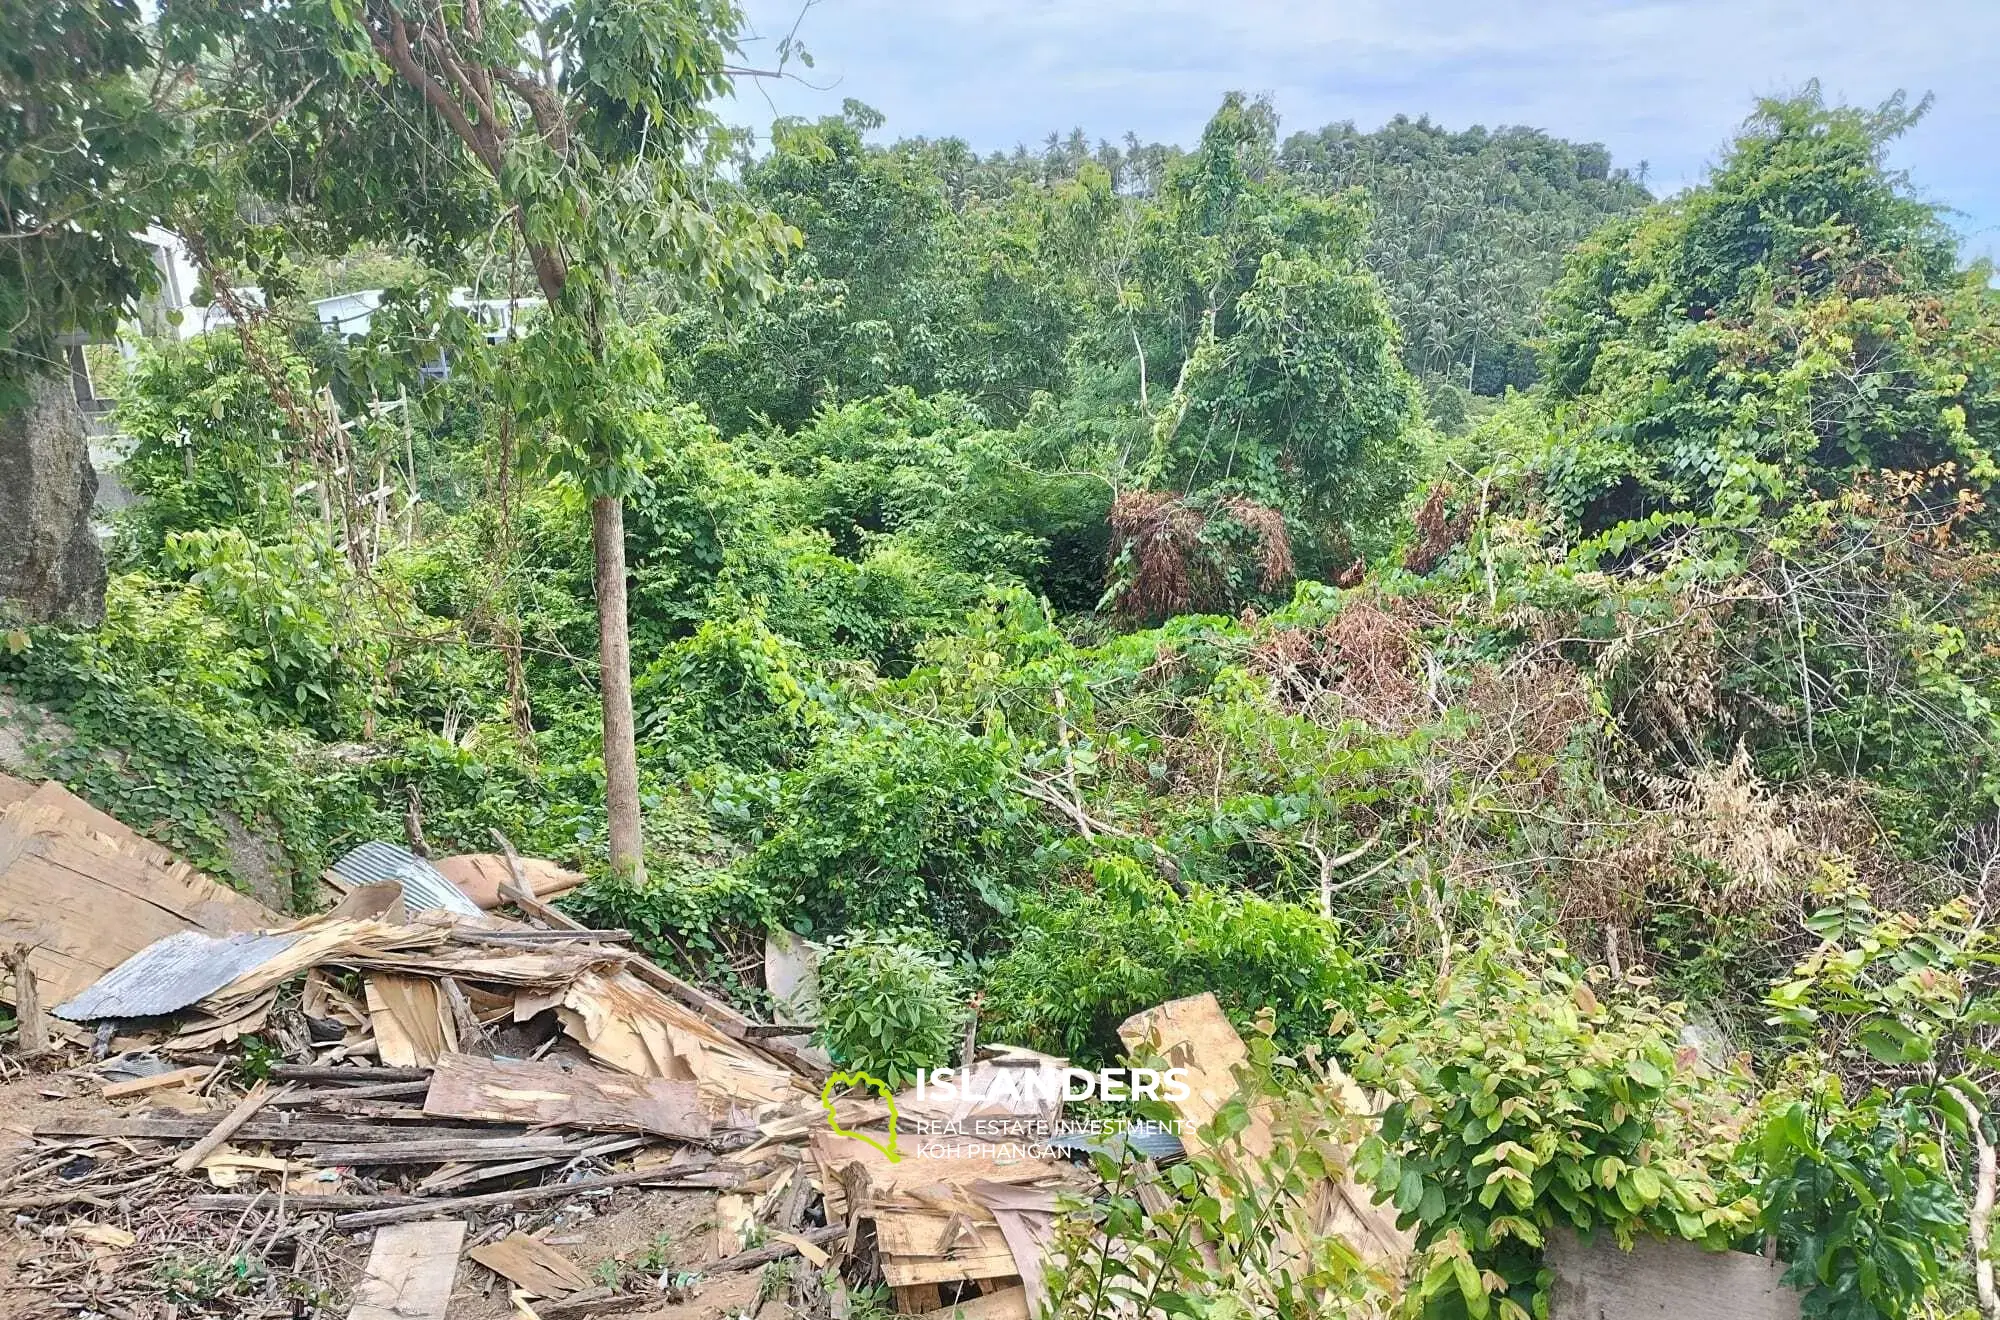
top-left (54, 929), bottom-right (305, 1021)
top-left (329, 841), bottom-right (481, 917)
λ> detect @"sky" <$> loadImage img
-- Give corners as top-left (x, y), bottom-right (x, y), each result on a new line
top-left (724, 0), bottom-right (2000, 264)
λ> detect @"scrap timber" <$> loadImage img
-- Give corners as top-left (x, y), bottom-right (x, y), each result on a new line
top-left (0, 776), bottom-right (1459, 1319)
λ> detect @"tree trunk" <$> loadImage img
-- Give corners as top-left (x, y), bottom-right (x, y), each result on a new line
top-left (591, 494), bottom-right (645, 882)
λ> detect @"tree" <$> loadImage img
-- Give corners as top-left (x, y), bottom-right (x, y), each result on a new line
top-left (1533, 86), bottom-right (1995, 534)
top-left (0, 0), bottom-right (177, 407)
top-left (1131, 95), bottom-right (1417, 567)
top-left (172, 0), bottom-right (797, 878)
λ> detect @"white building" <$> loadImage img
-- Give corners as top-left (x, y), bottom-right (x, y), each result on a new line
top-left (309, 287), bottom-right (543, 343)
top-left (132, 227), bottom-right (262, 339)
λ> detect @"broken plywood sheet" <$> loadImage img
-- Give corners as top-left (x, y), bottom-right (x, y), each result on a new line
top-left (1546, 1228), bottom-right (1800, 1320)
top-left (897, 1050), bottom-right (1067, 1132)
top-left (348, 1219), bottom-right (466, 1320)
top-left (467, 1232), bottom-right (593, 1299)
top-left (810, 1129), bottom-right (1071, 1206)
top-left (1118, 991), bottom-right (1412, 1268)
top-left (355, 944), bottom-right (625, 986)
top-left (0, 781), bottom-right (276, 1006)
top-left (557, 968), bottom-right (805, 1109)
top-left (969, 1183), bottom-right (1060, 1317)
top-left (433, 853), bottom-right (586, 910)
top-left (0, 773), bottom-right (34, 813)
top-left (366, 973), bottom-right (458, 1068)
top-left (423, 1052), bottom-right (710, 1142)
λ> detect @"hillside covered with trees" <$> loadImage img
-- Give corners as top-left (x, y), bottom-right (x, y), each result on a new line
top-left (3, 0), bottom-right (1999, 1315)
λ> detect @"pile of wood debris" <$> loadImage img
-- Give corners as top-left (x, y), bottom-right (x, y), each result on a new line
top-left (0, 776), bottom-right (1406, 1319)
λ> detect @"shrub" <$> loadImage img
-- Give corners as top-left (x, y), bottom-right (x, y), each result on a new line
top-left (980, 857), bottom-right (1368, 1066)
top-left (740, 717), bottom-right (1031, 943)
top-left (1754, 1078), bottom-right (1965, 1320)
top-left (1344, 928), bottom-right (1757, 1318)
top-left (814, 932), bottom-right (968, 1087)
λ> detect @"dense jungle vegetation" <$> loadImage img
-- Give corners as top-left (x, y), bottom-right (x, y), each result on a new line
top-left (4, 1), bottom-right (1999, 1315)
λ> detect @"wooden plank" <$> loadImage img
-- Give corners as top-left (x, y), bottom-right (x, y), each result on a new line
top-left (1546, 1228), bottom-right (1800, 1320)
top-left (174, 1082), bottom-right (281, 1174)
top-left (270, 1080), bottom-right (430, 1105)
top-left (711, 1224), bottom-right (843, 1273)
top-left (875, 1214), bottom-right (1010, 1258)
top-left (881, 1244), bottom-right (1020, 1288)
top-left (969, 1183), bottom-right (1058, 1317)
top-left (333, 1165), bottom-right (734, 1230)
top-left (920, 1286), bottom-right (1029, 1320)
top-left (270, 1064), bottom-right (431, 1084)
top-left (348, 1220), bottom-right (465, 1320)
top-left (310, 1135), bottom-right (580, 1167)
top-left (102, 1066), bottom-right (212, 1100)
top-left (365, 973), bottom-right (456, 1068)
top-left (35, 1114), bottom-right (517, 1143)
top-left (714, 1192), bottom-right (753, 1259)
top-left (895, 1284), bottom-right (943, 1314)
top-left (449, 929), bottom-right (632, 948)
top-left (809, 1130), bottom-right (1068, 1198)
top-left (468, 1232), bottom-right (594, 1299)
top-left (423, 1052), bottom-right (711, 1142)
top-left (1118, 991), bottom-right (1412, 1267)
top-left (0, 783), bottom-right (276, 1007)
top-left (189, 1193), bottom-right (433, 1211)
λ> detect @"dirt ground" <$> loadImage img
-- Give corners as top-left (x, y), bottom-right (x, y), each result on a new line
top-left (0, 1057), bottom-right (780, 1320)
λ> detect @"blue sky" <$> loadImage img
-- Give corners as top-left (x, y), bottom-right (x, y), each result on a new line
top-left (725, 0), bottom-right (2000, 264)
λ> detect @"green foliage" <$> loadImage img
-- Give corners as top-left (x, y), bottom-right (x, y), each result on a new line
top-left (1281, 115), bottom-right (1651, 399)
top-left (1134, 94), bottom-right (1420, 563)
top-left (160, 527), bottom-right (383, 734)
top-left (1766, 889), bottom-right (1998, 1090)
top-left (1047, 1018), bottom-right (1394, 1317)
top-left (153, 1251), bottom-right (270, 1306)
top-left (813, 931), bottom-right (967, 1088)
top-left (0, 573), bottom-right (388, 899)
top-left (1754, 1079), bottom-right (1966, 1320)
top-left (738, 716), bottom-right (1029, 943)
top-left (660, 104), bottom-right (1080, 433)
top-left (1529, 87), bottom-right (1998, 532)
top-left (114, 335), bottom-right (312, 557)
top-left (1345, 930), bottom-right (1757, 1317)
top-left (1753, 889), bottom-right (1992, 1315)
top-left (982, 856), bottom-right (1367, 1067)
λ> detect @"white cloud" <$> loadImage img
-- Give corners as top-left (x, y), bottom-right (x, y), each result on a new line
top-left (730, 0), bottom-right (2000, 260)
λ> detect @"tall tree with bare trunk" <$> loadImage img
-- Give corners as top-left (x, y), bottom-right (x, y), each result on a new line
top-left (167, 0), bottom-right (797, 878)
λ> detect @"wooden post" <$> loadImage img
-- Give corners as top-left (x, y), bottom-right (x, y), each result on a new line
top-left (6, 944), bottom-right (47, 1056)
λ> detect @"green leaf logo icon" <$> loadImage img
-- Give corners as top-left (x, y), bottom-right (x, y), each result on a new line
top-left (820, 1070), bottom-right (901, 1163)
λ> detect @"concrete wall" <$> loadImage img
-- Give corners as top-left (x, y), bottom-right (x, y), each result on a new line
top-left (1546, 1228), bottom-right (1800, 1320)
